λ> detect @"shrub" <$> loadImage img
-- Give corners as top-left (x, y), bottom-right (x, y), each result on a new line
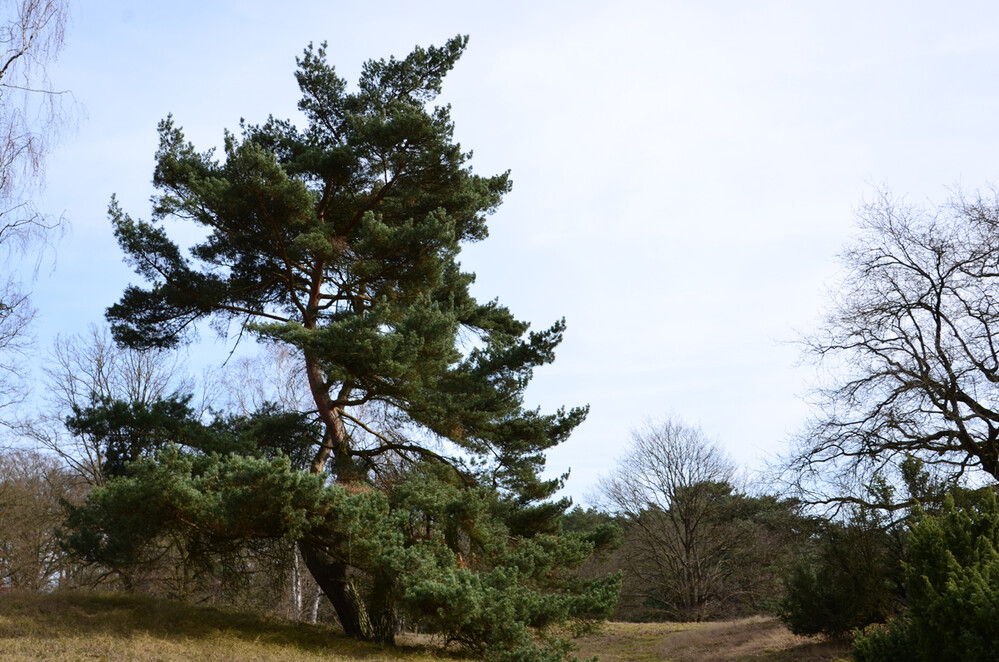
top-left (852, 488), bottom-right (999, 661)
top-left (851, 619), bottom-right (917, 662)
top-left (780, 507), bottom-right (904, 637)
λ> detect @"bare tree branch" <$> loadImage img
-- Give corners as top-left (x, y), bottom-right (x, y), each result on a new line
top-left (785, 188), bottom-right (999, 504)
top-left (22, 324), bottom-right (195, 486)
top-left (0, 0), bottom-right (71, 418)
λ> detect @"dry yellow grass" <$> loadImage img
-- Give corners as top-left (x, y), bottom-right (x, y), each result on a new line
top-left (0, 591), bottom-right (851, 662)
top-left (573, 618), bottom-right (851, 662)
top-left (0, 590), bottom-right (465, 662)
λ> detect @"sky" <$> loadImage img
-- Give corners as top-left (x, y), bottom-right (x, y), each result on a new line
top-left (20, 0), bottom-right (999, 503)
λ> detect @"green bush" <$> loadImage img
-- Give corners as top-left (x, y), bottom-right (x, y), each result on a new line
top-left (852, 488), bottom-right (999, 661)
top-left (780, 508), bottom-right (903, 637)
top-left (852, 619), bottom-right (917, 662)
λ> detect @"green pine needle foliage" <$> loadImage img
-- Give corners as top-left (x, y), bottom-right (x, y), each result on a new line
top-left (65, 449), bottom-right (619, 660)
top-left (853, 488), bottom-right (999, 662)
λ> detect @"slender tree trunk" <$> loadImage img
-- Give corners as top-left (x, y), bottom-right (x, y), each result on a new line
top-left (299, 541), bottom-right (374, 641)
top-left (291, 546), bottom-right (322, 624)
top-left (290, 546), bottom-right (303, 621)
top-left (308, 584), bottom-right (321, 624)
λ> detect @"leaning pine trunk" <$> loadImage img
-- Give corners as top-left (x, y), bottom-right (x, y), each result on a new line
top-left (299, 541), bottom-right (375, 641)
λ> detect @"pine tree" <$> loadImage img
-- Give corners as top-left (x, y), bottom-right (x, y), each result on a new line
top-left (90, 36), bottom-right (617, 657)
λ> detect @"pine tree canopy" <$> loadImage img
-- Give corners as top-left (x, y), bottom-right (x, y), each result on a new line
top-left (105, 35), bottom-right (585, 495)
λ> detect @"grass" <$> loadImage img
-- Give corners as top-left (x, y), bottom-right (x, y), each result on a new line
top-left (0, 590), bottom-right (465, 662)
top-left (0, 591), bottom-right (851, 662)
top-left (573, 618), bottom-right (851, 662)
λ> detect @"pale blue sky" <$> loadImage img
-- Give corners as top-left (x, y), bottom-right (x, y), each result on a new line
top-left (24, 1), bottom-right (999, 501)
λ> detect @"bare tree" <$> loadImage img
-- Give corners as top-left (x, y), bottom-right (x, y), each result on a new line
top-left (219, 343), bottom-right (312, 416)
top-left (789, 189), bottom-right (999, 504)
top-left (600, 419), bottom-right (741, 621)
top-left (0, 277), bottom-right (32, 417)
top-left (0, 0), bottom-right (70, 416)
top-left (0, 447), bottom-right (83, 589)
top-left (46, 324), bottom-right (194, 410)
top-left (0, 0), bottom-right (68, 218)
top-left (26, 324), bottom-right (193, 485)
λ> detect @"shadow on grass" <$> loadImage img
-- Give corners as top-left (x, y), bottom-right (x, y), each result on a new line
top-left (0, 590), bottom-right (448, 660)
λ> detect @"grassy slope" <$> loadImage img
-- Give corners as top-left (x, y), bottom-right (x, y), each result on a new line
top-left (0, 591), bottom-right (850, 662)
top-left (0, 590), bottom-right (463, 662)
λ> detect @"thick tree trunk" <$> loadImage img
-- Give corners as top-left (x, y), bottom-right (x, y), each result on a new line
top-left (299, 541), bottom-right (374, 641)
top-left (369, 571), bottom-right (398, 645)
